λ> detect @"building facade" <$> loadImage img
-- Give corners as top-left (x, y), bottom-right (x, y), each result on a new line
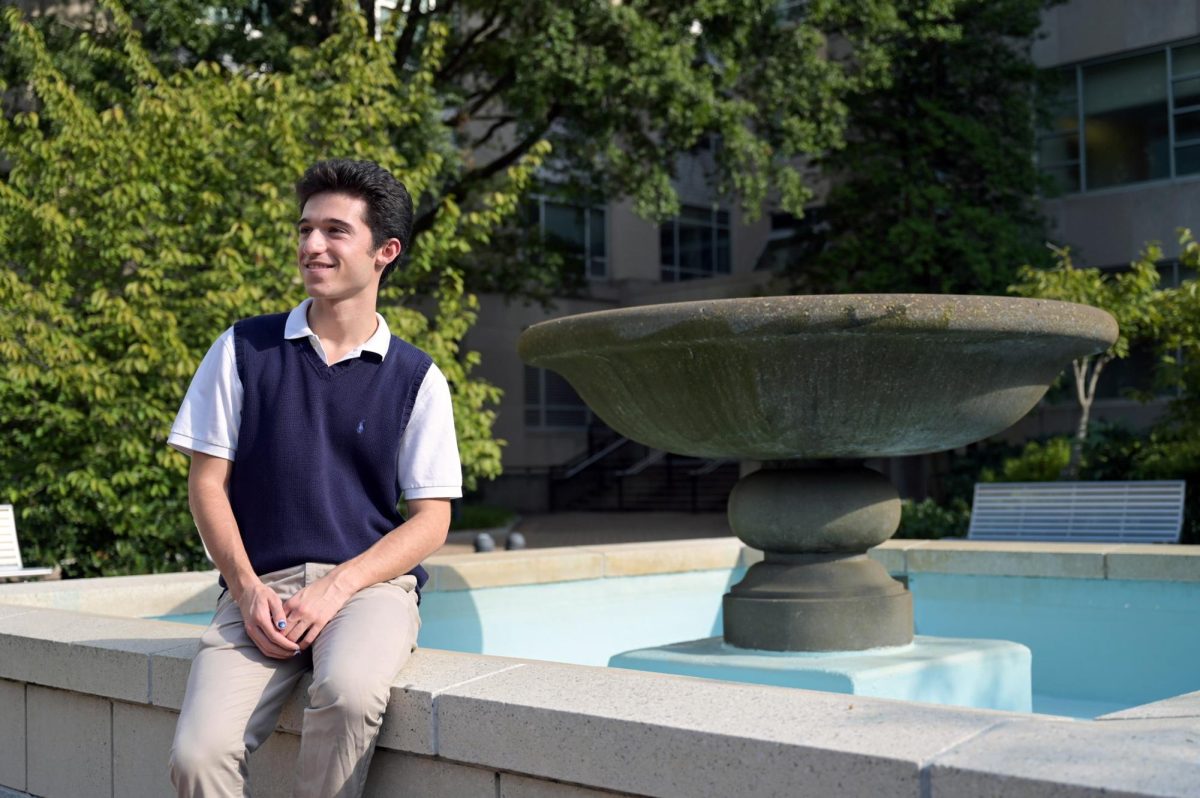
top-left (465, 0), bottom-right (1200, 511)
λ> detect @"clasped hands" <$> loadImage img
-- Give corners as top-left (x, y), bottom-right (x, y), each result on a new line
top-left (236, 576), bottom-right (352, 660)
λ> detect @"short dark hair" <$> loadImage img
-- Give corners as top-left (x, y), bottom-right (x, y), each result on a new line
top-left (296, 159), bottom-right (414, 286)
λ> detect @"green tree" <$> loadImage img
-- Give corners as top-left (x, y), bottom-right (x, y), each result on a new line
top-left (0, 1), bottom-right (538, 575)
top-left (1138, 232), bottom-right (1200, 537)
top-left (790, 0), bottom-right (1053, 294)
top-left (1009, 242), bottom-right (1164, 478)
top-left (13, 0), bottom-right (959, 300)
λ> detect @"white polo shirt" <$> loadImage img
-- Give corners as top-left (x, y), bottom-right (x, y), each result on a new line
top-left (168, 299), bottom-right (463, 500)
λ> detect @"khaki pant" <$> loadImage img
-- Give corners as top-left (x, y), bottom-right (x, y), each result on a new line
top-left (169, 563), bottom-right (421, 798)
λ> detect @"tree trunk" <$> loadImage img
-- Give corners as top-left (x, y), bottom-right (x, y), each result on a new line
top-left (1063, 354), bottom-right (1109, 479)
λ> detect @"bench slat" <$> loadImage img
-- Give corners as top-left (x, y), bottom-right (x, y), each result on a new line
top-left (968, 481), bottom-right (1186, 543)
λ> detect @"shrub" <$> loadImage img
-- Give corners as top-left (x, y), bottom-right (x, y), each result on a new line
top-left (0, 2), bottom-right (537, 575)
top-left (896, 498), bottom-right (971, 540)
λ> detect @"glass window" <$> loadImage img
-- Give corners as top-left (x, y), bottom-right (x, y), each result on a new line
top-left (527, 197), bottom-right (607, 280)
top-left (524, 366), bottom-right (591, 430)
top-left (1037, 68), bottom-right (1081, 193)
top-left (1038, 42), bottom-right (1200, 192)
top-left (660, 205), bottom-right (733, 282)
top-left (1082, 51), bottom-right (1169, 189)
top-left (1176, 143), bottom-right (1200, 175)
top-left (1172, 75), bottom-right (1200, 110)
top-left (1172, 44), bottom-right (1200, 175)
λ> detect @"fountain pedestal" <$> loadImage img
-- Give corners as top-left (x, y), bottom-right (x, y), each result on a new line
top-left (518, 295), bottom-right (1117, 712)
top-left (722, 464), bottom-right (911, 651)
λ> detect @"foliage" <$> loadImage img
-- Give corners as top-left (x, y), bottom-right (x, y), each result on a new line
top-left (450, 504), bottom-right (517, 532)
top-left (1006, 229), bottom-right (1199, 538)
top-left (1009, 240), bottom-right (1165, 476)
top-left (0, 1), bottom-right (538, 576)
top-left (1154, 231), bottom-right (1200, 427)
top-left (788, 0), bottom-right (1053, 294)
top-left (979, 437), bottom-right (1071, 483)
top-left (16, 0), bottom-right (961, 300)
top-left (895, 497), bottom-right (970, 539)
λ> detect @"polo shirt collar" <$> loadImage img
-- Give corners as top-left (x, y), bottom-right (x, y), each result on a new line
top-left (283, 298), bottom-right (392, 362)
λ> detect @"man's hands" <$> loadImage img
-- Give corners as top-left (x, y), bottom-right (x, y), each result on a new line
top-left (234, 575), bottom-right (353, 657)
top-left (280, 576), bottom-right (353, 651)
top-left (235, 581), bottom-right (300, 660)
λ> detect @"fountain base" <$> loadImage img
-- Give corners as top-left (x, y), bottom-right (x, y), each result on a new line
top-left (609, 635), bottom-right (1032, 712)
top-left (723, 553), bottom-right (913, 651)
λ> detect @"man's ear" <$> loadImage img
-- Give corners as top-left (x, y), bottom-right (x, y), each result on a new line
top-left (375, 238), bottom-right (402, 268)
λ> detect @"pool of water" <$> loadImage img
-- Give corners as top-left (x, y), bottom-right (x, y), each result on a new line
top-left (153, 566), bottom-right (1200, 719)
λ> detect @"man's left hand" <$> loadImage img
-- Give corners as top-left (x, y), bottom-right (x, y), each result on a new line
top-left (281, 576), bottom-right (354, 650)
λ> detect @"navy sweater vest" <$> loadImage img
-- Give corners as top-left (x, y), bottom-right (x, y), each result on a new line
top-left (228, 313), bottom-right (432, 590)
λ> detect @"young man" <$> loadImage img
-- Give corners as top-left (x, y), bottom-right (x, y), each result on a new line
top-left (166, 159), bottom-right (460, 797)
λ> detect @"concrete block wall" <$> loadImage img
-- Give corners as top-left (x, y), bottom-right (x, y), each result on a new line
top-left (1, 614), bottom-right (1198, 796)
top-left (0, 541), bottom-right (1198, 797)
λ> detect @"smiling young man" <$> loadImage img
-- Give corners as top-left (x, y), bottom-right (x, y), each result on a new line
top-left (166, 160), bottom-right (460, 797)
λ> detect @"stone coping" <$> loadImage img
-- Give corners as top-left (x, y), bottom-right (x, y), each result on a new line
top-left (873, 539), bottom-right (1200, 582)
top-left (0, 539), bottom-right (1195, 621)
top-left (0, 604), bottom-right (1197, 797)
top-left (426, 537), bottom-right (1200, 587)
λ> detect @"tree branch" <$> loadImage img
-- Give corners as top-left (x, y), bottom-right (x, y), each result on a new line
top-left (464, 68), bottom-right (516, 118)
top-left (470, 115), bottom-right (517, 150)
top-left (359, 0), bottom-right (376, 40)
top-left (436, 6), bottom-right (507, 81)
top-left (394, 1), bottom-right (429, 68)
top-left (1073, 358), bottom-right (1087, 407)
top-left (413, 106), bottom-right (561, 237)
top-left (1086, 354), bottom-right (1110, 404)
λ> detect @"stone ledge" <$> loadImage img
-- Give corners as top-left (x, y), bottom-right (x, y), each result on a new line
top-left (421, 539), bottom-right (1200, 588)
top-left (425, 547), bottom-right (605, 590)
top-left (434, 660), bottom-right (1021, 797)
top-left (902, 541), bottom-right (1111, 579)
top-left (1, 605), bottom-right (1197, 798)
top-left (0, 605), bottom-right (202, 703)
top-left (0, 570), bottom-right (219, 616)
top-left (1105, 545), bottom-right (1200, 582)
top-left (582, 537), bottom-right (747, 577)
top-left (1099, 690), bottom-right (1200, 721)
top-left (873, 540), bottom-right (1200, 583)
top-left (926, 717), bottom-right (1200, 797)
top-left (423, 538), bottom-right (757, 590)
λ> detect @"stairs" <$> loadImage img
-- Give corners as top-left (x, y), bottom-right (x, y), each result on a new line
top-left (549, 436), bottom-right (739, 512)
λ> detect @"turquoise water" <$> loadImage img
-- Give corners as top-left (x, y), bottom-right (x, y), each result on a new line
top-left (153, 567), bottom-right (1200, 718)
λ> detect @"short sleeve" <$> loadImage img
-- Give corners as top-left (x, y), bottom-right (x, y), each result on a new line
top-left (167, 328), bottom-right (242, 461)
top-left (397, 364), bottom-right (463, 500)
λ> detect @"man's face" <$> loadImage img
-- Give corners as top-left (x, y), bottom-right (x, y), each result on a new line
top-left (297, 192), bottom-right (397, 303)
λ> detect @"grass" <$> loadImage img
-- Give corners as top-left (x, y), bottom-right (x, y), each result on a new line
top-left (451, 504), bottom-right (517, 531)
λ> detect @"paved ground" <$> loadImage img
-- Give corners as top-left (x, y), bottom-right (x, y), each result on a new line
top-left (436, 511), bottom-right (733, 555)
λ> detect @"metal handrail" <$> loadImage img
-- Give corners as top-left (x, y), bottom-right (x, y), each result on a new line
top-left (561, 436), bottom-right (630, 480)
top-left (615, 449), bottom-right (667, 478)
top-left (688, 458), bottom-right (732, 477)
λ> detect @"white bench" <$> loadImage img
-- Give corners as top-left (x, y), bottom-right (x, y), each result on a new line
top-left (0, 504), bottom-right (53, 579)
top-left (968, 481), bottom-right (1186, 544)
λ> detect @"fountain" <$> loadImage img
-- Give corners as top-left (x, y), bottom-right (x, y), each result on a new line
top-left (518, 294), bottom-right (1118, 709)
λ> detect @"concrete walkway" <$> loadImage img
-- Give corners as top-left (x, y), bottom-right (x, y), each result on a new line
top-left (437, 511), bottom-right (732, 555)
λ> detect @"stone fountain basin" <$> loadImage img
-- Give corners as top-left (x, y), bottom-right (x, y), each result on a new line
top-left (518, 295), bottom-right (1118, 460)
